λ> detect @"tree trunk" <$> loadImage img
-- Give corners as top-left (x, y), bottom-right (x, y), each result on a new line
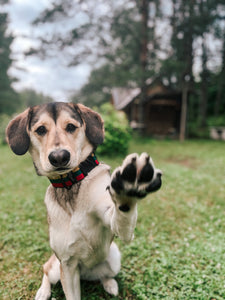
top-left (139, 0), bottom-right (149, 134)
top-left (199, 35), bottom-right (209, 128)
top-left (214, 31), bottom-right (225, 116)
top-left (179, 0), bottom-right (195, 140)
top-left (179, 82), bottom-right (188, 141)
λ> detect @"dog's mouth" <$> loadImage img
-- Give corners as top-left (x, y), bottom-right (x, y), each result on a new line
top-left (53, 167), bottom-right (74, 175)
top-left (55, 167), bottom-right (70, 171)
top-left (46, 167), bottom-right (72, 177)
top-left (46, 170), bottom-right (71, 180)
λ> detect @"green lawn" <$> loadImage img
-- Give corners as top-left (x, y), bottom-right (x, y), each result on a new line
top-left (1, 139), bottom-right (225, 300)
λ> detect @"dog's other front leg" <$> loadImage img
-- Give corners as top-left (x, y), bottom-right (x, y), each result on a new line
top-left (60, 259), bottom-right (81, 300)
top-left (108, 153), bottom-right (162, 242)
top-left (35, 254), bottom-right (60, 300)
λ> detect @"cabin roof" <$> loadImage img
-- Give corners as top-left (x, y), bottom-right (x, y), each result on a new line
top-left (111, 87), bottom-right (140, 110)
top-left (111, 81), bottom-right (181, 110)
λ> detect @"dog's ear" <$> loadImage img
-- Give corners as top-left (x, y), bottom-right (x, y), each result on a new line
top-left (6, 108), bottom-right (31, 155)
top-left (76, 104), bottom-right (104, 146)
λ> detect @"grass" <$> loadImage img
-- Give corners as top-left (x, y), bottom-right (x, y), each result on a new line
top-left (1, 139), bottom-right (225, 299)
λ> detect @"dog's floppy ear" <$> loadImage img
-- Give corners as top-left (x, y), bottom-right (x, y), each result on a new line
top-left (76, 104), bottom-right (104, 146)
top-left (6, 108), bottom-right (31, 155)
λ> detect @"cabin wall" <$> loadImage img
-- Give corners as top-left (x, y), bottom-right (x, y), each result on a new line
top-left (145, 103), bottom-right (180, 136)
top-left (126, 99), bottom-right (181, 136)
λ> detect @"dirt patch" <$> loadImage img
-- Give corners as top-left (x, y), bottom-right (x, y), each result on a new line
top-left (167, 157), bottom-right (201, 169)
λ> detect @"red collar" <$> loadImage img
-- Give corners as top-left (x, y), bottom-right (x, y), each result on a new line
top-left (49, 153), bottom-right (99, 189)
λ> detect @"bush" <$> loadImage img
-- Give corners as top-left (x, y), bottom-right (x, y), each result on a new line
top-left (96, 103), bottom-right (131, 156)
top-left (188, 114), bottom-right (225, 139)
top-left (187, 120), bottom-right (209, 139)
top-left (207, 115), bottom-right (225, 127)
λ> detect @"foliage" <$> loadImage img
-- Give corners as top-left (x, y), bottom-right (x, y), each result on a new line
top-left (28, 0), bottom-right (120, 66)
top-left (1, 139), bottom-right (225, 299)
top-left (0, 89), bottom-right (53, 144)
top-left (0, 7), bottom-right (18, 114)
top-left (18, 89), bottom-right (54, 109)
top-left (187, 120), bottom-right (209, 139)
top-left (72, 65), bottom-right (113, 108)
top-left (207, 115), bottom-right (225, 127)
top-left (96, 103), bottom-right (131, 156)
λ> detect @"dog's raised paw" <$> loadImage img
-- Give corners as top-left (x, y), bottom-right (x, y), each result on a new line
top-left (111, 153), bottom-right (162, 199)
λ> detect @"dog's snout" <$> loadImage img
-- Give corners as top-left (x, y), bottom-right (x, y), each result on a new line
top-left (48, 150), bottom-right (70, 167)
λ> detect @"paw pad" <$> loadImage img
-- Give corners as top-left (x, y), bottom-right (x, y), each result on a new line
top-left (111, 153), bottom-right (162, 199)
top-left (121, 158), bottom-right (137, 183)
top-left (138, 160), bottom-right (154, 183)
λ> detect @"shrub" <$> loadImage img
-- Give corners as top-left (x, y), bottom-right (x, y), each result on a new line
top-left (207, 115), bottom-right (225, 127)
top-left (187, 120), bottom-right (209, 139)
top-left (96, 103), bottom-right (131, 156)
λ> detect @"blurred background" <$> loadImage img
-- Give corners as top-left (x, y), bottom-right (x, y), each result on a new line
top-left (0, 0), bottom-right (225, 142)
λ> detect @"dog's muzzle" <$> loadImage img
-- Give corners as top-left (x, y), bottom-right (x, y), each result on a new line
top-left (48, 149), bottom-right (70, 167)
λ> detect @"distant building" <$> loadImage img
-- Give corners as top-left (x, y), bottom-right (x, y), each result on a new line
top-left (111, 80), bottom-right (182, 137)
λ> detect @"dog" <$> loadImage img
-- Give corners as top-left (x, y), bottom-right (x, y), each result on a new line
top-left (6, 102), bottom-right (162, 300)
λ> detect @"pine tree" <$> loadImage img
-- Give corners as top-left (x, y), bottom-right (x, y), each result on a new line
top-left (0, 5), bottom-right (17, 114)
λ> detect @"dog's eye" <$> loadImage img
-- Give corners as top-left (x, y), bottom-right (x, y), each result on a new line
top-left (66, 123), bottom-right (77, 133)
top-left (35, 126), bottom-right (47, 136)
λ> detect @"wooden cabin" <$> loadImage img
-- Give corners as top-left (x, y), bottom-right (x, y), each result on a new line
top-left (111, 81), bottom-right (182, 137)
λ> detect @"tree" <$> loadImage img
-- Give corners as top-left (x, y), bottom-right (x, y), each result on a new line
top-left (160, 0), bottom-right (225, 137)
top-left (27, 0), bottom-right (121, 67)
top-left (29, 0), bottom-right (225, 138)
top-left (72, 65), bottom-right (113, 107)
top-left (0, 1), bottom-right (18, 114)
top-left (19, 89), bottom-right (54, 108)
top-left (73, 0), bottom-right (163, 109)
top-left (197, 0), bottom-right (223, 128)
top-left (70, 0), bottom-right (159, 107)
top-left (214, 31), bottom-right (225, 117)
top-left (28, 0), bottom-right (163, 86)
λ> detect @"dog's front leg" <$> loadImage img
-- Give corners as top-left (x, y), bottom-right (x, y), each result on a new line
top-left (108, 153), bottom-right (162, 242)
top-left (60, 259), bottom-right (81, 300)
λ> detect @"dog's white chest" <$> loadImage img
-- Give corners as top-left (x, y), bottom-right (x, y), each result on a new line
top-left (67, 212), bottom-right (112, 267)
top-left (45, 165), bottom-right (115, 268)
top-left (45, 187), bottom-right (113, 268)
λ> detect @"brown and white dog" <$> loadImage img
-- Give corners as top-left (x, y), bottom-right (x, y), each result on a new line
top-left (6, 102), bottom-right (162, 300)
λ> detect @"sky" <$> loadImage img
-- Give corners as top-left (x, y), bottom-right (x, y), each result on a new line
top-left (5, 0), bottom-right (91, 101)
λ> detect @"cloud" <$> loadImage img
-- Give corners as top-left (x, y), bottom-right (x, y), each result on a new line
top-left (6, 0), bottom-right (90, 100)
top-left (7, 0), bottom-right (47, 34)
top-left (10, 56), bottom-right (91, 101)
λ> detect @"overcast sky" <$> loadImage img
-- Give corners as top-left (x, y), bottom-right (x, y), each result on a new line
top-left (5, 0), bottom-right (91, 101)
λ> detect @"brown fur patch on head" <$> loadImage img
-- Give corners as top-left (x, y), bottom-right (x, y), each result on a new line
top-left (29, 102), bottom-right (83, 129)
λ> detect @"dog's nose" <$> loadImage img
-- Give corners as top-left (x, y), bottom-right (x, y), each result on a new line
top-left (48, 150), bottom-right (70, 167)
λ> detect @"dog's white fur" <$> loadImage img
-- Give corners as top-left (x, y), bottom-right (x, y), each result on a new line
top-left (6, 103), bottom-right (162, 300)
